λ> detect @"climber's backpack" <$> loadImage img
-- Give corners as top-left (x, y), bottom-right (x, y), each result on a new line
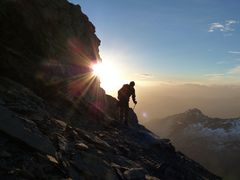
top-left (118, 84), bottom-right (129, 101)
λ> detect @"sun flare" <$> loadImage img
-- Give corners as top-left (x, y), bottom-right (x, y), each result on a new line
top-left (92, 61), bottom-right (124, 93)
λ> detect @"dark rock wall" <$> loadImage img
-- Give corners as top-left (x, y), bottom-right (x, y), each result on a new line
top-left (0, 0), bottom-right (100, 98)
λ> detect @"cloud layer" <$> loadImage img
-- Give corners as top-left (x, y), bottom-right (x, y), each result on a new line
top-left (228, 51), bottom-right (240, 54)
top-left (208, 20), bottom-right (238, 32)
top-left (229, 65), bottom-right (240, 75)
top-left (135, 73), bottom-right (154, 79)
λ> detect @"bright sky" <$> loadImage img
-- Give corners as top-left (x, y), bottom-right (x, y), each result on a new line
top-left (69, 0), bottom-right (240, 89)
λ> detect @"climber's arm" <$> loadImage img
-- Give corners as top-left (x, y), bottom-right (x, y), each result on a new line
top-left (132, 89), bottom-right (137, 104)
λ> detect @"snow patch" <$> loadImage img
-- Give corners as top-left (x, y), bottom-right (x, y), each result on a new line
top-left (184, 120), bottom-right (240, 150)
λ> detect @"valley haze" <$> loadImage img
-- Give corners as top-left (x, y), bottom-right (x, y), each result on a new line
top-left (135, 83), bottom-right (240, 122)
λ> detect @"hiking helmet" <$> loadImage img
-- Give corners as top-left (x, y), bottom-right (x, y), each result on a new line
top-left (129, 81), bottom-right (135, 86)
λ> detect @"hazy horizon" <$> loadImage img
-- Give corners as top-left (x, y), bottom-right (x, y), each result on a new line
top-left (133, 83), bottom-right (240, 122)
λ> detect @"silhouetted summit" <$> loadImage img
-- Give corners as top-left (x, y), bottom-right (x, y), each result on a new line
top-left (182, 108), bottom-right (208, 123)
top-left (0, 0), bottom-right (221, 179)
top-left (185, 108), bottom-right (203, 115)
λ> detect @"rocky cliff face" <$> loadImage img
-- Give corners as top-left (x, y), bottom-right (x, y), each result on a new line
top-left (0, 0), bottom-right (100, 98)
top-left (0, 0), bottom-right (221, 179)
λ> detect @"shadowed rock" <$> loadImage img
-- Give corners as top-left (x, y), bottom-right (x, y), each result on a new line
top-left (0, 105), bottom-right (56, 155)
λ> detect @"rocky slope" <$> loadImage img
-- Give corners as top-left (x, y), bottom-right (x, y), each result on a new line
top-left (0, 0), bottom-right (220, 179)
top-left (145, 109), bottom-right (240, 179)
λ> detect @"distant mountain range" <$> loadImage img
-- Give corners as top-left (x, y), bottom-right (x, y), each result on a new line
top-left (145, 108), bottom-right (240, 180)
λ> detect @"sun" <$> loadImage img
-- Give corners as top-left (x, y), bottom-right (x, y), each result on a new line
top-left (92, 61), bottom-right (123, 93)
top-left (92, 62), bottom-right (104, 77)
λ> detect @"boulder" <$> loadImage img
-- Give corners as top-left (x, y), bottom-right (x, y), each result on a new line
top-left (128, 108), bottom-right (139, 126)
top-left (75, 142), bottom-right (89, 151)
top-left (124, 168), bottom-right (147, 180)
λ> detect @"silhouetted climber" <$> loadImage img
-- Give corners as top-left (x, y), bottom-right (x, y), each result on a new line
top-left (117, 81), bottom-right (137, 125)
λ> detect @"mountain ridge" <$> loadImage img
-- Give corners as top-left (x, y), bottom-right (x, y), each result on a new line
top-left (145, 108), bottom-right (240, 179)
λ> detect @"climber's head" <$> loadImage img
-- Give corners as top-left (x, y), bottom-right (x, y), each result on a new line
top-left (129, 81), bottom-right (135, 87)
